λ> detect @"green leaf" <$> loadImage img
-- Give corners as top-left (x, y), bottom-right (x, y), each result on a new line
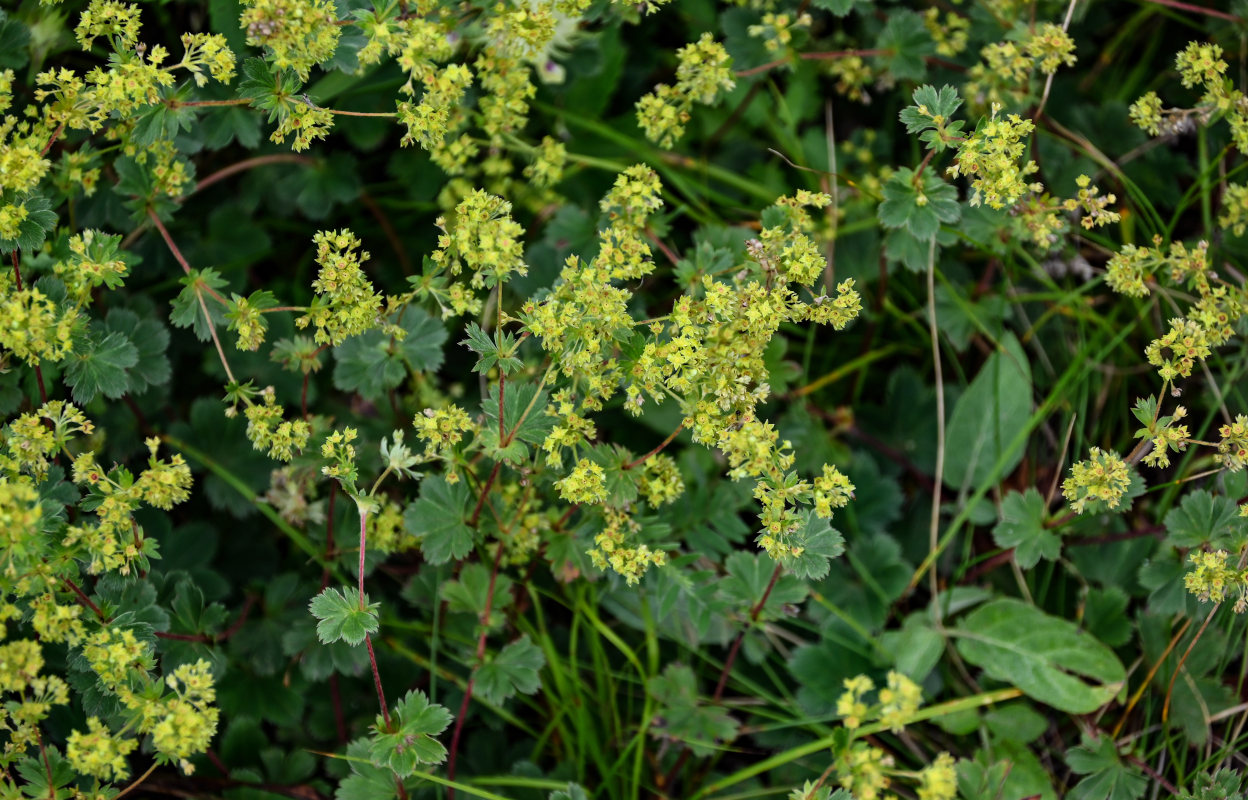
top-left (776, 511), bottom-right (845, 581)
top-left (132, 94), bottom-right (197, 147)
top-left (0, 10), bottom-right (31, 70)
top-left (1164, 489), bottom-right (1242, 549)
top-left (943, 332), bottom-right (1032, 492)
top-left (875, 11), bottom-right (933, 82)
top-left (648, 664), bottom-right (739, 757)
top-left (368, 690), bottom-right (453, 775)
top-left (993, 488), bottom-right (1060, 568)
top-left (549, 784), bottom-right (591, 800)
top-left (461, 322), bottom-right (499, 372)
top-left (308, 586), bottom-right (379, 646)
top-left (0, 192), bottom-right (57, 254)
top-left (405, 476), bottom-right (475, 565)
top-left (170, 268), bottom-right (230, 342)
top-left (481, 381), bottom-right (555, 446)
top-left (808, 0), bottom-right (861, 15)
top-left (718, 551), bottom-right (807, 617)
top-left (333, 330), bottom-right (406, 400)
top-left (954, 599), bottom-right (1126, 714)
top-left (338, 739), bottom-right (399, 800)
top-left (1084, 587), bottom-right (1132, 648)
top-left (396, 307), bottom-right (448, 372)
top-left (104, 310), bottom-right (171, 393)
top-left (899, 85), bottom-right (962, 134)
top-left (1066, 735), bottom-right (1147, 800)
top-left (878, 168), bottom-right (961, 242)
top-left (65, 329), bottom-right (139, 404)
top-left (476, 635), bottom-right (546, 705)
top-left (15, 745), bottom-right (73, 800)
top-left (441, 562), bottom-right (513, 624)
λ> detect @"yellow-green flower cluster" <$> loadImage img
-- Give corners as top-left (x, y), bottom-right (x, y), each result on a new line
top-left (965, 41), bottom-right (1032, 110)
top-left (812, 465), bottom-right (854, 519)
top-left (75, 0), bottom-right (142, 52)
top-left (152, 660), bottom-right (220, 768)
top-left (297, 229), bottom-right (384, 346)
top-left (1176, 41), bottom-right (1227, 91)
top-left (243, 387), bottom-right (311, 462)
top-left (948, 107), bottom-right (1039, 209)
top-left (877, 670), bottom-right (922, 732)
top-left (1024, 23), bottom-right (1076, 75)
top-left (636, 34), bottom-right (734, 148)
top-left (524, 135), bottom-right (567, 188)
top-left (747, 13), bottom-right (811, 56)
top-left (0, 69), bottom-right (13, 114)
top-left (66, 717), bottom-right (138, 782)
top-left (917, 753), bottom-right (958, 800)
top-left (1184, 549), bottom-right (1246, 611)
top-left (1063, 175), bottom-right (1119, 230)
top-left (66, 442), bottom-right (194, 575)
top-left (1146, 318), bottom-right (1211, 381)
top-left (398, 64), bottom-right (473, 150)
top-left (924, 9), bottom-right (969, 58)
top-left (0, 117), bottom-right (51, 194)
top-left (55, 229), bottom-right (129, 305)
top-left (837, 742), bottom-right (893, 800)
top-left (431, 190), bottom-right (528, 289)
top-left (266, 97), bottom-right (334, 151)
top-left (0, 638), bottom-right (70, 756)
top-left (321, 427), bottom-right (359, 489)
top-left (136, 437), bottom-right (193, 509)
top-left (1216, 414), bottom-right (1248, 472)
top-left (1220, 183), bottom-right (1248, 236)
top-left (413, 405), bottom-right (476, 460)
top-left (74, 637), bottom-right (220, 781)
top-left (1141, 405), bottom-right (1189, 469)
top-left (370, 499), bottom-right (419, 553)
top-left (240, 0), bottom-right (341, 79)
top-left (83, 627), bottom-right (152, 689)
top-left (1129, 91), bottom-right (1164, 136)
top-left (587, 505), bottom-right (668, 585)
top-left (3, 401), bottom-right (94, 481)
top-left (829, 55), bottom-right (873, 103)
top-left (638, 454), bottom-right (684, 506)
top-left (556, 458), bottom-right (607, 504)
top-left (0, 284), bottom-right (78, 366)
top-left (836, 674), bottom-right (873, 729)
top-left (178, 32), bottom-right (237, 86)
top-left (1062, 447), bottom-right (1130, 514)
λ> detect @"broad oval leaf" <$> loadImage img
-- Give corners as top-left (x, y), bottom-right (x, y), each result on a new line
top-left (943, 331), bottom-right (1032, 492)
top-left (953, 598), bottom-right (1125, 714)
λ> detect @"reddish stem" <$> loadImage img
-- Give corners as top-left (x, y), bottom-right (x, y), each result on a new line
top-left (358, 506), bottom-right (368, 609)
top-left (713, 564), bottom-right (782, 701)
top-left (1142, 0), bottom-right (1241, 20)
top-left (365, 634), bottom-right (391, 729)
top-left (177, 97), bottom-right (253, 108)
top-left (446, 541), bottom-right (507, 799)
top-left (40, 121), bottom-right (65, 157)
top-left (330, 673), bottom-right (348, 744)
top-left (800, 48), bottom-right (887, 61)
top-left (624, 424), bottom-right (683, 470)
top-left (736, 58), bottom-right (790, 78)
top-left (63, 579), bottom-right (106, 620)
top-left (194, 154), bottom-right (313, 194)
top-left (469, 462), bottom-right (502, 528)
top-left (359, 191), bottom-right (413, 274)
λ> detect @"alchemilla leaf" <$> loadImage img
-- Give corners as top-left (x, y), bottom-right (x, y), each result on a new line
top-left (309, 586), bottom-right (379, 646)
